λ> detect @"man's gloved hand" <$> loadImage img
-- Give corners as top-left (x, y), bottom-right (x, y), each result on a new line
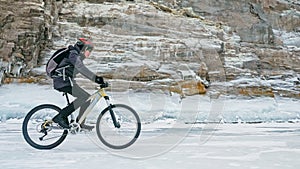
top-left (95, 76), bottom-right (104, 84)
top-left (100, 82), bottom-right (109, 88)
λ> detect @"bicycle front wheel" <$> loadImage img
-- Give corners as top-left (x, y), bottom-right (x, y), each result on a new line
top-left (22, 104), bottom-right (68, 150)
top-left (96, 104), bottom-right (141, 149)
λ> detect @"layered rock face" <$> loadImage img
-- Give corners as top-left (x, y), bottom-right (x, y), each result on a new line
top-left (0, 0), bottom-right (299, 98)
top-left (179, 0), bottom-right (300, 97)
top-left (0, 0), bottom-right (58, 82)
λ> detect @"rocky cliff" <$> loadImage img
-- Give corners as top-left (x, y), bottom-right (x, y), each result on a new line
top-left (0, 0), bottom-right (299, 98)
top-left (0, 0), bottom-right (58, 81)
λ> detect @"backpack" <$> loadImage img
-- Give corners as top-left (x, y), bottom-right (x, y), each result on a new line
top-left (46, 48), bottom-right (70, 78)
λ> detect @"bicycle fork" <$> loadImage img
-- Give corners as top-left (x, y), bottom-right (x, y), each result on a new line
top-left (104, 96), bottom-right (120, 128)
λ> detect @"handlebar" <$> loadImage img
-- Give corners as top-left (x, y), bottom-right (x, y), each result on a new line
top-left (100, 82), bottom-right (109, 88)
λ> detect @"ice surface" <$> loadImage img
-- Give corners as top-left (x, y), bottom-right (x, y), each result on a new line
top-left (0, 83), bottom-right (299, 123)
top-left (0, 84), bottom-right (300, 168)
top-left (1, 123), bottom-right (300, 169)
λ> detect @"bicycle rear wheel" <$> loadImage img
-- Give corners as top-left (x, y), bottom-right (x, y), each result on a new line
top-left (96, 104), bottom-right (141, 149)
top-left (22, 104), bottom-right (68, 149)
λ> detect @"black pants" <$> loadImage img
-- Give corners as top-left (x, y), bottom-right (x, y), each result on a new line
top-left (56, 84), bottom-right (91, 122)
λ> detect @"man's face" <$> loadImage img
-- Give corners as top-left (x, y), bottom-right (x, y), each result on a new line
top-left (84, 50), bottom-right (91, 57)
top-left (82, 46), bottom-right (93, 58)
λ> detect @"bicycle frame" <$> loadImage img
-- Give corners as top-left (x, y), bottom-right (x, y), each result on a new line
top-left (76, 87), bottom-right (118, 127)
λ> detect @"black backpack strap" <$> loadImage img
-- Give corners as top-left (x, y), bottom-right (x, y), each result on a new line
top-left (67, 45), bottom-right (80, 56)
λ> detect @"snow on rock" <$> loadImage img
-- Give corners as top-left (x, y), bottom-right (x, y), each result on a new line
top-left (0, 0), bottom-right (299, 99)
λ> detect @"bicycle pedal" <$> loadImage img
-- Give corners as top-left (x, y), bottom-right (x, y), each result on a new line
top-left (69, 123), bottom-right (80, 134)
top-left (80, 128), bottom-right (93, 132)
top-left (70, 130), bottom-right (78, 135)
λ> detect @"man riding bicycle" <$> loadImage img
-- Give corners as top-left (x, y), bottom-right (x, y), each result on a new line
top-left (52, 38), bottom-right (105, 130)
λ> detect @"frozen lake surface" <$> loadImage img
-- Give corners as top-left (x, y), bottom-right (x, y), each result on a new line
top-left (0, 83), bottom-right (299, 168)
top-left (0, 122), bottom-right (300, 169)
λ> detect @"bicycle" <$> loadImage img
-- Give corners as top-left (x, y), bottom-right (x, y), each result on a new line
top-left (22, 83), bottom-right (141, 150)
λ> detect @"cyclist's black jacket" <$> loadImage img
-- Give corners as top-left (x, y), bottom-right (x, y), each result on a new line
top-left (53, 45), bottom-right (97, 89)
